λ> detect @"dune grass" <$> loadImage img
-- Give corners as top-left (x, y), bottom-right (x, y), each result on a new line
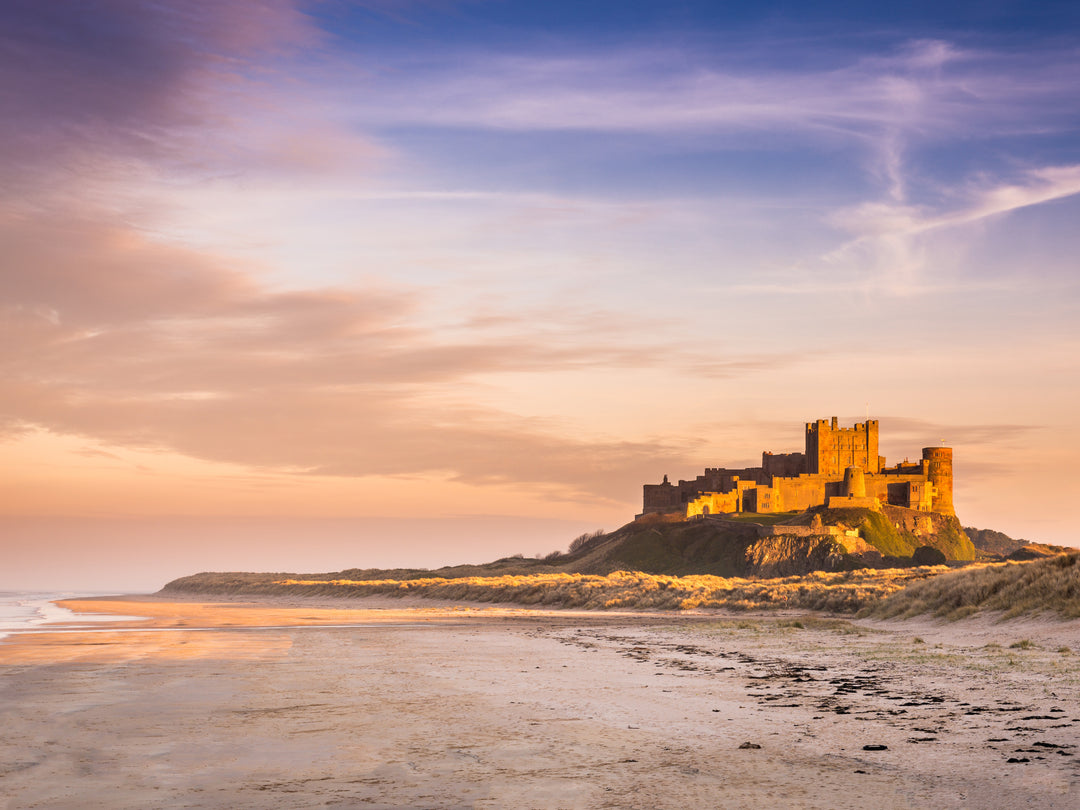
top-left (864, 552), bottom-right (1080, 620)
top-left (164, 551), bottom-right (1078, 618)
top-left (264, 567), bottom-right (946, 613)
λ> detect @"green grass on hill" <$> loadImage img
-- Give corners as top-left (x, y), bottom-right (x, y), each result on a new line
top-left (857, 510), bottom-right (917, 558)
top-left (928, 516), bottom-right (977, 561)
top-left (600, 520), bottom-right (757, 577)
top-left (720, 512), bottom-right (801, 526)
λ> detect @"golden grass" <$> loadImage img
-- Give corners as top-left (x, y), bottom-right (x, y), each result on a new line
top-left (864, 552), bottom-right (1080, 620)
top-left (163, 552), bottom-right (1079, 618)
top-left (268, 567), bottom-right (948, 613)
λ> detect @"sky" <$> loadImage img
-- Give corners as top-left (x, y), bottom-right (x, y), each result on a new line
top-left (2, 0), bottom-right (1079, 591)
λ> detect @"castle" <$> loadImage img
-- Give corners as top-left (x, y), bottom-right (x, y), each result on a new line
top-left (641, 417), bottom-right (954, 519)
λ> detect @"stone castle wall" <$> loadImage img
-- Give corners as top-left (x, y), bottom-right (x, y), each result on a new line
top-left (642, 416), bottom-right (955, 520)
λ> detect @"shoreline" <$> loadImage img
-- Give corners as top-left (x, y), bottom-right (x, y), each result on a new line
top-left (55, 591), bottom-right (1080, 645)
top-left (1, 595), bottom-right (1078, 808)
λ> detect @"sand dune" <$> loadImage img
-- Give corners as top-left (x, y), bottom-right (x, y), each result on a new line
top-left (869, 552), bottom-right (1080, 620)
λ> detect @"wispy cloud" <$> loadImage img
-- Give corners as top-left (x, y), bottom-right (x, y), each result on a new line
top-left (876, 417), bottom-right (1043, 448)
top-left (832, 165), bottom-right (1080, 238)
top-left (340, 38), bottom-right (1077, 140)
top-left (810, 163), bottom-right (1080, 294)
top-left (320, 34), bottom-right (1080, 302)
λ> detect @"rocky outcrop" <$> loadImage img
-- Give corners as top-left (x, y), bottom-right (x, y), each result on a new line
top-left (964, 526), bottom-right (1026, 556)
top-left (743, 534), bottom-right (849, 577)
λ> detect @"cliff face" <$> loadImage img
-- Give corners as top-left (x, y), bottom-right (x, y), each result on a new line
top-left (742, 534), bottom-right (849, 578)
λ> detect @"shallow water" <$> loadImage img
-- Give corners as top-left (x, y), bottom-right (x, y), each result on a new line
top-left (0, 591), bottom-right (141, 641)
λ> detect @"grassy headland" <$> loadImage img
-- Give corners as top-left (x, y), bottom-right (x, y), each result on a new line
top-left (161, 513), bottom-right (1075, 619)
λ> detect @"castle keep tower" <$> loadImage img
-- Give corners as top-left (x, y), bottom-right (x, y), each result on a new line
top-left (805, 417), bottom-right (881, 476)
top-left (922, 446), bottom-right (954, 515)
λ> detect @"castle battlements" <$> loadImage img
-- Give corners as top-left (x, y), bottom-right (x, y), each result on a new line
top-left (642, 417), bottom-right (954, 520)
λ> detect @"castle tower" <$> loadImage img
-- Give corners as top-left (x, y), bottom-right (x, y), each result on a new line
top-left (843, 465), bottom-right (866, 498)
top-left (806, 418), bottom-right (880, 476)
top-left (922, 447), bottom-right (954, 515)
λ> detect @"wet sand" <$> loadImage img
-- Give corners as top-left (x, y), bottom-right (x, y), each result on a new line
top-left (1, 595), bottom-right (1078, 809)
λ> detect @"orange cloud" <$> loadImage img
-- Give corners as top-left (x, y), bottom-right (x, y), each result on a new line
top-left (0, 204), bottom-right (712, 505)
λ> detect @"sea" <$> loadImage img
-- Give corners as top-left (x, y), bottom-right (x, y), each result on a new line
top-left (0, 591), bottom-right (139, 642)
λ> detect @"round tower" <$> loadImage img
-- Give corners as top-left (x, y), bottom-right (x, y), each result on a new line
top-left (843, 465), bottom-right (866, 498)
top-left (922, 447), bottom-right (954, 515)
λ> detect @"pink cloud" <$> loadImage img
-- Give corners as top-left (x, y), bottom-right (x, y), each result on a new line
top-left (0, 0), bottom-right (391, 190)
top-left (0, 200), bottom-right (717, 502)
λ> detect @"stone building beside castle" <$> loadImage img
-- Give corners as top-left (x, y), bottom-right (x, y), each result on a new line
top-left (642, 417), bottom-right (954, 519)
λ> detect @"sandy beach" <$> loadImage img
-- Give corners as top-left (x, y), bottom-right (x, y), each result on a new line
top-left (1, 596), bottom-right (1078, 809)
